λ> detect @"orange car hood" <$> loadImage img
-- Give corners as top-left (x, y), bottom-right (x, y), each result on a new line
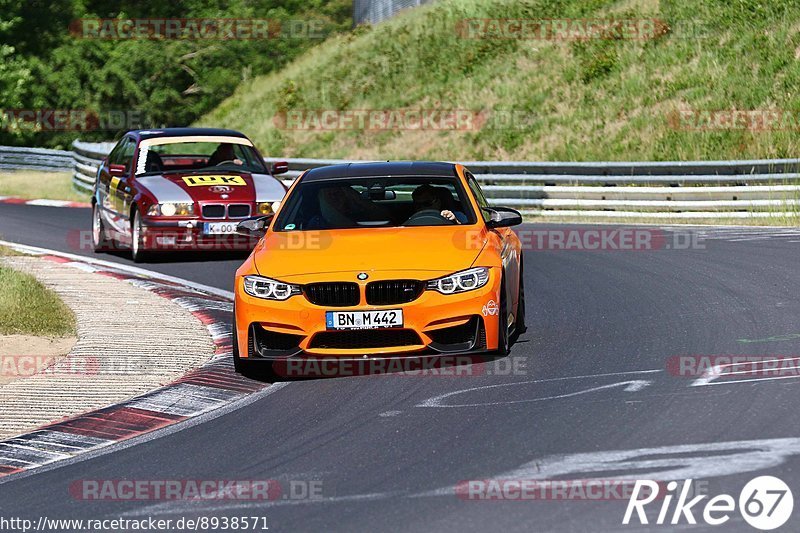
top-left (254, 226), bottom-right (488, 279)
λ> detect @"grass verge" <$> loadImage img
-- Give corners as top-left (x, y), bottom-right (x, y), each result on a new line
top-left (0, 249), bottom-right (76, 336)
top-left (0, 245), bottom-right (23, 257)
top-left (0, 171), bottom-right (88, 203)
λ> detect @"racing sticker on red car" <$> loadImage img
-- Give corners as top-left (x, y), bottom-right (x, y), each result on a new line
top-left (482, 300), bottom-right (499, 316)
top-left (182, 175), bottom-right (247, 187)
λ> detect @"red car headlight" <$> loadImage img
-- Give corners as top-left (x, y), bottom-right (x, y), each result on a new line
top-left (147, 202), bottom-right (195, 217)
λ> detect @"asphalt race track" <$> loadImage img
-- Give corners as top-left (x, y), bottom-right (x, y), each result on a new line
top-left (2, 202), bottom-right (800, 532)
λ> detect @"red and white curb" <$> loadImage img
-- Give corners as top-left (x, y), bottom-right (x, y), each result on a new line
top-left (0, 243), bottom-right (268, 479)
top-left (0, 196), bottom-right (91, 208)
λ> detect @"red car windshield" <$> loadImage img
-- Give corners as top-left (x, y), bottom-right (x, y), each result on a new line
top-left (136, 141), bottom-right (268, 176)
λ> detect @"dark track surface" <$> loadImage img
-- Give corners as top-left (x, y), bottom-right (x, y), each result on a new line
top-left (2, 202), bottom-right (800, 532)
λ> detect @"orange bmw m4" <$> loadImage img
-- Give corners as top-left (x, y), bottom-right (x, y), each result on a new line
top-left (232, 162), bottom-right (525, 378)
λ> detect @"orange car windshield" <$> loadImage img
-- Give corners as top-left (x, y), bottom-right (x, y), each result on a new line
top-left (274, 176), bottom-right (477, 230)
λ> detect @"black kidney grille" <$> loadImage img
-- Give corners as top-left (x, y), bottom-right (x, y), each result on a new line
top-left (366, 280), bottom-right (424, 305)
top-left (304, 282), bottom-right (360, 307)
top-left (202, 204), bottom-right (225, 218)
top-left (228, 204), bottom-right (251, 218)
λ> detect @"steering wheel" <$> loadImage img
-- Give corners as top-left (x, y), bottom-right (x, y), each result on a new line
top-left (404, 209), bottom-right (455, 226)
top-left (214, 160), bottom-right (237, 166)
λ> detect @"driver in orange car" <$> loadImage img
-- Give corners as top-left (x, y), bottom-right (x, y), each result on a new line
top-left (409, 184), bottom-right (465, 224)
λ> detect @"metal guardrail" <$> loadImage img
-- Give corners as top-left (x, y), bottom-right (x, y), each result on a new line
top-left (261, 157), bottom-right (800, 182)
top-left (71, 140), bottom-right (115, 194)
top-left (264, 157), bottom-right (800, 219)
top-left (3, 142), bottom-right (800, 219)
top-left (0, 146), bottom-right (73, 172)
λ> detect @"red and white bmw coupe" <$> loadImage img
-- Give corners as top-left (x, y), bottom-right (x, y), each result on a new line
top-left (92, 127), bottom-right (289, 261)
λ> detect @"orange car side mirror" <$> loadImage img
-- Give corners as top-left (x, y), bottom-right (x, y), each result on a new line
top-left (236, 216), bottom-right (272, 238)
top-left (486, 207), bottom-right (523, 228)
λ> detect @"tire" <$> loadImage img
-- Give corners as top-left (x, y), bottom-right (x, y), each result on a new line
top-left (232, 315), bottom-right (244, 373)
top-left (495, 279), bottom-right (511, 356)
top-left (514, 259), bottom-right (527, 337)
top-left (91, 203), bottom-right (112, 253)
top-left (130, 209), bottom-right (149, 263)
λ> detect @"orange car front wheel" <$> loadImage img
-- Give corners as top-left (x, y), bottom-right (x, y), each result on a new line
top-left (494, 278), bottom-right (511, 356)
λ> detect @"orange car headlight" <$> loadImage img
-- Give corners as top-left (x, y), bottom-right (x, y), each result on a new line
top-left (426, 267), bottom-right (489, 295)
top-left (243, 275), bottom-right (302, 301)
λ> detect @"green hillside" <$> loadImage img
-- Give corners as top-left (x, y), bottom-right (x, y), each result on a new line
top-left (199, 0), bottom-right (800, 161)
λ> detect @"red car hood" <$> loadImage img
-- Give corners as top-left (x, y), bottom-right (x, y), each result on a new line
top-left (136, 171), bottom-right (285, 203)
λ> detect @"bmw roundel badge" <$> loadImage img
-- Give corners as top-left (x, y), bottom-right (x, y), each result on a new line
top-left (357, 272), bottom-right (369, 280)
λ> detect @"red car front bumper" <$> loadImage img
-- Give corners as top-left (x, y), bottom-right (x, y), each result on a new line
top-left (139, 220), bottom-right (259, 252)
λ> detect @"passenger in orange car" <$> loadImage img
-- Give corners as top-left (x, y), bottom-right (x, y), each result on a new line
top-left (318, 185), bottom-right (388, 227)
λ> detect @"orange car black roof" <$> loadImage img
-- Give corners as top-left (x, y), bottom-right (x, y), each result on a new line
top-left (302, 162), bottom-right (458, 182)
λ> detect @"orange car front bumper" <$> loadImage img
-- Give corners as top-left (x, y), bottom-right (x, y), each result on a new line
top-left (234, 268), bottom-right (503, 360)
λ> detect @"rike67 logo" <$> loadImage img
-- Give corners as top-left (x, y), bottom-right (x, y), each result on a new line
top-left (624, 476), bottom-right (794, 530)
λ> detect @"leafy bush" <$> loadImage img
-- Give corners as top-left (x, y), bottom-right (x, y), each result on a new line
top-left (0, 0), bottom-right (351, 148)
